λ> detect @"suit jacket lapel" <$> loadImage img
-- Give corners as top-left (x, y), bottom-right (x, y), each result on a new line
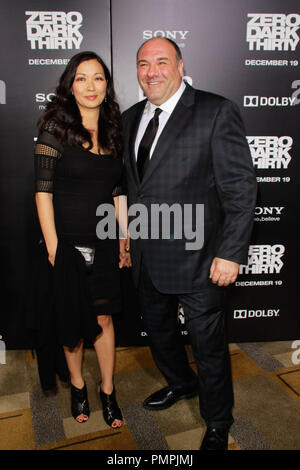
top-left (128, 100), bottom-right (146, 185)
top-left (140, 85), bottom-right (195, 187)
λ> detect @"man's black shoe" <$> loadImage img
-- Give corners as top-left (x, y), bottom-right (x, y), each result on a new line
top-left (200, 427), bottom-right (229, 450)
top-left (143, 385), bottom-right (198, 410)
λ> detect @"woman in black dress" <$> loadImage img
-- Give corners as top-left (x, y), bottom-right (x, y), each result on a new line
top-left (34, 51), bottom-right (130, 427)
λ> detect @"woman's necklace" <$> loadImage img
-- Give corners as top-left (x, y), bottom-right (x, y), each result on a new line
top-left (88, 128), bottom-right (102, 155)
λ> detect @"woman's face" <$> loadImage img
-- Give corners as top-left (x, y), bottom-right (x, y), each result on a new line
top-left (71, 59), bottom-right (107, 114)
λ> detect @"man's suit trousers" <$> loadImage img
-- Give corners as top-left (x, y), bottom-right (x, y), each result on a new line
top-left (138, 260), bottom-right (234, 429)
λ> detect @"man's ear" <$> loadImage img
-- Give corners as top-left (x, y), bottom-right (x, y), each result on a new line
top-left (178, 59), bottom-right (184, 77)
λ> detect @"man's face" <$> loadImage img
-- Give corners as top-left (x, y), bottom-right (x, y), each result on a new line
top-left (137, 38), bottom-right (184, 106)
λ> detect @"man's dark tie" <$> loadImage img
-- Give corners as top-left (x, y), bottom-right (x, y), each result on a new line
top-left (137, 107), bottom-right (162, 181)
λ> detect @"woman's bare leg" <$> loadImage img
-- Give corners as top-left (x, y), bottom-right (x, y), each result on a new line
top-left (94, 315), bottom-right (122, 427)
top-left (63, 339), bottom-right (87, 422)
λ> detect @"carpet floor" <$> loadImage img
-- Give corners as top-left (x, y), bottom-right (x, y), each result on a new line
top-left (0, 341), bottom-right (299, 452)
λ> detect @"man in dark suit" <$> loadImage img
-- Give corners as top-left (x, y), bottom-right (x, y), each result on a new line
top-left (122, 37), bottom-right (257, 450)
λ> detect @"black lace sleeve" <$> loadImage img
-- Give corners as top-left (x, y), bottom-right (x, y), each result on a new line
top-left (112, 167), bottom-right (127, 197)
top-left (112, 185), bottom-right (125, 197)
top-left (34, 120), bottom-right (63, 193)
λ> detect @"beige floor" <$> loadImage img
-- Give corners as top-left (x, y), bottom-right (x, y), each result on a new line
top-left (0, 341), bottom-right (299, 450)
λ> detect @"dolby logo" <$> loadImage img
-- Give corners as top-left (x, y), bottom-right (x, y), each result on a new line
top-left (234, 309), bottom-right (280, 319)
top-left (244, 95), bottom-right (296, 107)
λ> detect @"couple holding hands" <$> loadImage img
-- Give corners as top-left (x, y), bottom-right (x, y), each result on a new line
top-left (34, 38), bottom-right (256, 450)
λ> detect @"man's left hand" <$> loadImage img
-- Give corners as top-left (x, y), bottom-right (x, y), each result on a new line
top-left (209, 257), bottom-right (239, 287)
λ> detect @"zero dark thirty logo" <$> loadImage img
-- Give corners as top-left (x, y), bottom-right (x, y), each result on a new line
top-left (247, 13), bottom-right (300, 51)
top-left (26, 11), bottom-right (83, 49)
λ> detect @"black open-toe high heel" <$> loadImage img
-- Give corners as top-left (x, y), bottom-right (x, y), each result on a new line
top-left (98, 382), bottom-right (123, 428)
top-left (71, 383), bottom-right (90, 423)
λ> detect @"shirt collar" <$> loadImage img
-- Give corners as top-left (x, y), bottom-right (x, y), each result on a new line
top-left (144, 80), bottom-right (186, 116)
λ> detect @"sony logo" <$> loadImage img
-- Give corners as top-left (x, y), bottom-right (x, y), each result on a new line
top-left (255, 207), bottom-right (284, 215)
top-left (35, 92), bottom-right (55, 103)
top-left (143, 30), bottom-right (189, 40)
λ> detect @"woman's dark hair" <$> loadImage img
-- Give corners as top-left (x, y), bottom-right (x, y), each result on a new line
top-left (38, 51), bottom-right (122, 157)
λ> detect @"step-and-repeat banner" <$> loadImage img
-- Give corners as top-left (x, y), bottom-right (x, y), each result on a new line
top-left (0, 0), bottom-right (299, 348)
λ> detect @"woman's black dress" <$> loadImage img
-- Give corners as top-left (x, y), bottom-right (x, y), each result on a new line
top-left (33, 120), bottom-right (123, 349)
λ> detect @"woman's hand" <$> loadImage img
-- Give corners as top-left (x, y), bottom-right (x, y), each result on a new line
top-left (35, 192), bottom-right (58, 268)
top-left (119, 238), bottom-right (131, 268)
top-left (47, 242), bottom-right (58, 267)
top-left (48, 251), bottom-right (56, 267)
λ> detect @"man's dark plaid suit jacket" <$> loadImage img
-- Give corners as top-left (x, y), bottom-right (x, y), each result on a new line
top-left (122, 84), bottom-right (257, 293)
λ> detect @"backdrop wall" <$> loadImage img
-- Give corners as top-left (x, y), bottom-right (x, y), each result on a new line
top-left (0, 0), bottom-right (299, 348)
